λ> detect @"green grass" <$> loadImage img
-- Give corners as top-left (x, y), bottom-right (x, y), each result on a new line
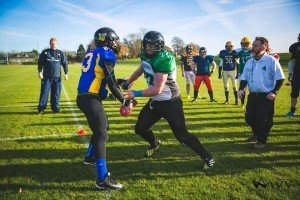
top-left (0, 59), bottom-right (299, 199)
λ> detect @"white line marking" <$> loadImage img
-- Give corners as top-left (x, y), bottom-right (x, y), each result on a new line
top-left (0, 133), bottom-right (76, 141)
top-left (62, 83), bottom-right (83, 130)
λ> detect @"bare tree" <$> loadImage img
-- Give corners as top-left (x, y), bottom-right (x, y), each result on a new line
top-left (171, 37), bottom-right (185, 57)
top-left (123, 33), bottom-right (142, 58)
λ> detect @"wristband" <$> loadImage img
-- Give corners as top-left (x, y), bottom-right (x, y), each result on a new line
top-left (132, 90), bottom-right (142, 97)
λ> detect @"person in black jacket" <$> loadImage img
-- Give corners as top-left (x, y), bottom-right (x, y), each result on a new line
top-left (37, 37), bottom-right (68, 114)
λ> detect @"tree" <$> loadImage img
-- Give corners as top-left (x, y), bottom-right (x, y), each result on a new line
top-left (76, 44), bottom-right (86, 62)
top-left (31, 49), bottom-right (39, 57)
top-left (117, 43), bottom-right (130, 60)
top-left (171, 37), bottom-right (185, 57)
top-left (124, 33), bottom-right (142, 58)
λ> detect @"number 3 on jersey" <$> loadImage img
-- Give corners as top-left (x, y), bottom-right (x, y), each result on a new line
top-left (82, 52), bottom-right (93, 72)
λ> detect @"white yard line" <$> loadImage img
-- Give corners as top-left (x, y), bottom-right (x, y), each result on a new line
top-left (0, 133), bottom-right (75, 141)
top-left (62, 83), bottom-right (82, 130)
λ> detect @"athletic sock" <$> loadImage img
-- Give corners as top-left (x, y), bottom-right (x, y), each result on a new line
top-left (96, 158), bottom-right (108, 181)
top-left (225, 91), bottom-right (229, 102)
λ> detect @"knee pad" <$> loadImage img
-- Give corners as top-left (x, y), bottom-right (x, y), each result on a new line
top-left (233, 87), bottom-right (237, 91)
top-left (224, 86), bottom-right (229, 91)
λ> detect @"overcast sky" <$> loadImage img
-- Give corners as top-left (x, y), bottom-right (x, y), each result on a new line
top-left (0, 0), bottom-right (299, 55)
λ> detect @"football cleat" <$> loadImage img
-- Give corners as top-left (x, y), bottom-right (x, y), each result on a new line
top-left (223, 101), bottom-right (229, 105)
top-left (190, 98), bottom-right (198, 102)
top-left (235, 100), bottom-right (238, 105)
top-left (203, 157), bottom-right (215, 175)
top-left (210, 99), bottom-right (217, 103)
top-left (95, 174), bottom-right (123, 190)
top-left (83, 156), bottom-right (96, 165)
top-left (145, 140), bottom-right (161, 157)
top-left (252, 142), bottom-right (266, 149)
top-left (246, 134), bottom-right (257, 142)
top-left (286, 111), bottom-right (296, 117)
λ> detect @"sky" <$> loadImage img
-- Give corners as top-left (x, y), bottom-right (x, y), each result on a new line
top-left (0, 0), bottom-right (299, 55)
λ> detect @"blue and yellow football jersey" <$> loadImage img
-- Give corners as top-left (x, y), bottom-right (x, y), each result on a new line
top-left (77, 46), bottom-right (117, 98)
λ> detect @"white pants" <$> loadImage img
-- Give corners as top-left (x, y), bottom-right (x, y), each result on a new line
top-left (185, 71), bottom-right (195, 85)
top-left (222, 70), bottom-right (237, 91)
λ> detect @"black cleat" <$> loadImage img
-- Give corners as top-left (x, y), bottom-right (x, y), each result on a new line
top-left (38, 110), bottom-right (44, 115)
top-left (95, 174), bottom-right (123, 190)
top-left (190, 98), bottom-right (198, 102)
top-left (210, 99), bottom-right (217, 102)
top-left (52, 109), bottom-right (60, 113)
top-left (203, 157), bottom-right (215, 175)
top-left (83, 156), bottom-right (96, 165)
top-left (145, 140), bottom-right (161, 157)
top-left (246, 134), bottom-right (257, 142)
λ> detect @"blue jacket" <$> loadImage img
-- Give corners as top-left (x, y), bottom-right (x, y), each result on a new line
top-left (38, 49), bottom-right (68, 78)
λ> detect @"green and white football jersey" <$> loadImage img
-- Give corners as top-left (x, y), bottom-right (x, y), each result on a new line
top-left (140, 50), bottom-right (180, 101)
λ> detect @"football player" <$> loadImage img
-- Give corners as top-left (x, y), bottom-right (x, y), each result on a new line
top-left (286, 33), bottom-right (300, 116)
top-left (234, 37), bottom-right (252, 107)
top-left (180, 44), bottom-right (196, 99)
top-left (77, 27), bottom-right (131, 190)
top-left (219, 41), bottom-right (238, 105)
top-left (191, 47), bottom-right (217, 102)
top-left (122, 31), bottom-right (215, 174)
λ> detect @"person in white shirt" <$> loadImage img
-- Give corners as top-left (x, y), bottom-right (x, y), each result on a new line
top-left (238, 37), bottom-right (285, 149)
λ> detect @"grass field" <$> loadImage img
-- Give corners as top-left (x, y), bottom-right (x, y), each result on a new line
top-left (0, 58), bottom-right (299, 199)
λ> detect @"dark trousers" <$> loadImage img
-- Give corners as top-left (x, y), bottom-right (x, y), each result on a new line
top-left (245, 93), bottom-right (274, 144)
top-left (291, 72), bottom-right (300, 98)
top-left (38, 77), bottom-right (61, 112)
top-left (77, 94), bottom-right (108, 158)
top-left (135, 97), bottom-right (211, 160)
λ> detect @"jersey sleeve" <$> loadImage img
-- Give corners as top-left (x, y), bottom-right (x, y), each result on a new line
top-left (208, 56), bottom-right (213, 63)
top-left (273, 59), bottom-right (285, 81)
top-left (153, 52), bottom-right (175, 74)
top-left (219, 51), bottom-right (223, 58)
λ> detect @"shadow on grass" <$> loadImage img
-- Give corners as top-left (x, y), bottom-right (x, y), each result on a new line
top-left (0, 134), bottom-right (299, 186)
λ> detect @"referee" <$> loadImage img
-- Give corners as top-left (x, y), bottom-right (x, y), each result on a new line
top-left (238, 37), bottom-right (285, 149)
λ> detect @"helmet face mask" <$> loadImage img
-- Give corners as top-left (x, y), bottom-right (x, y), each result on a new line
top-left (225, 41), bottom-right (234, 51)
top-left (199, 47), bottom-right (207, 56)
top-left (142, 31), bottom-right (165, 58)
top-left (94, 27), bottom-right (121, 54)
top-left (185, 45), bottom-right (193, 54)
top-left (240, 37), bottom-right (251, 50)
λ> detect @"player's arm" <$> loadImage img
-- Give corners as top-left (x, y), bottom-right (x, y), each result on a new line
top-left (123, 73), bottom-right (168, 98)
top-left (180, 56), bottom-right (185, 76)
top-left (102, 61), bottom-right (128, 105)
top-left (210, 61), bottom-right (216, 74)
top-left (127, 63), bottom-right (144, 85)
top-left (190, 60), bottom-right (196, 71)
top-left (218, 59), bottom-right (223, 78)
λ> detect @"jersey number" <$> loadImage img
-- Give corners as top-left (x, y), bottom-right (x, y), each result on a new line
top-left (81, 52), bottom-right (93, 72)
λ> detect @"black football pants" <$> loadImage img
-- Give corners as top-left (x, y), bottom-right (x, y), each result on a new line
top-left (77, 94), bottom-right (108, 158)
top-left (135, 97), bottom-right (212, 160)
